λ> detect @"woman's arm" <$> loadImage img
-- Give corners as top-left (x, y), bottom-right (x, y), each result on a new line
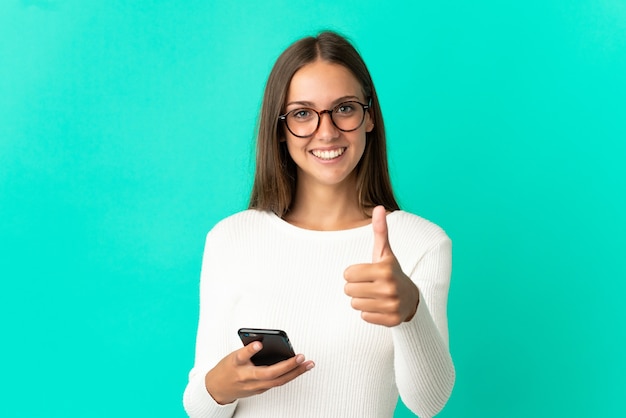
top-left (183, 223), bottom-right (315, 418)
top-left (343, 207), bottom-right (455, 416)
top-left (182, 230), bottom-right (240, 418)
top-left (392, 238), bottom-right (455, 417)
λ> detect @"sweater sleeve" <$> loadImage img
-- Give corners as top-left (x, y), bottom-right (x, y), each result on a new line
top-left (182, 228), bottom-right (239, 418)
top-left (391, 237), bottom-right (455, 418)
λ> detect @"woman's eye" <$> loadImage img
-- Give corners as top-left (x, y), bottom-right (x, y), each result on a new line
top-left (293, 109), bottom-right (312, 119)
top-left (336, 103), bottom-right (355, 114)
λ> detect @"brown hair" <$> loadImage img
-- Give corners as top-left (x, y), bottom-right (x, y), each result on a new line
top-left (248, 31), bottom-right (400, 216)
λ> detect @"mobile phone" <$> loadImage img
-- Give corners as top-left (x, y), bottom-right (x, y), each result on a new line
top-left (238, 328), bottom-right (296, 366)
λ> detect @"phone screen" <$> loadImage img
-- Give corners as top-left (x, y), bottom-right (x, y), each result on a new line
top-left (238, 328), bottom-right (296, 366)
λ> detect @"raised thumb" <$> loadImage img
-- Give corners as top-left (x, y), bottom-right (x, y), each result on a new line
top-left (372, 205), bottom-right (392, 262)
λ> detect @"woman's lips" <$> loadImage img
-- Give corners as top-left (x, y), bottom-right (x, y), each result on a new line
top-left (310, 147), bottom-right (347, 160)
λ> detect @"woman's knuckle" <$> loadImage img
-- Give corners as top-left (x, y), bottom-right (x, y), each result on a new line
top-left (382, 283), bottom-right (396, 297)
top-left (381, 265), bottom-right (394, 280)
top-left (389, 299), bottom-right (400, 312)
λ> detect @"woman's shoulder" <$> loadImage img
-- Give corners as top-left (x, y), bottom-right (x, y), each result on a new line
top-left (205, 209), bottom-right (274, 240)
top-left (388, 210), bottom-right (450, 246)
top-left (215, 209), bottom-right (272, 225)
top-left (210, 209), bottom-right (272, 231)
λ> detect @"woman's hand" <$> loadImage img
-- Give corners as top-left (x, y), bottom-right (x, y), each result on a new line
top-left (344, 205), bottom-right (420, 327)
top-left (204, 342), bottom-right (315, 405)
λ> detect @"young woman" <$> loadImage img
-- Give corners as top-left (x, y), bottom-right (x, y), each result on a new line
top-left (183, 31), bottom-right (454, 418)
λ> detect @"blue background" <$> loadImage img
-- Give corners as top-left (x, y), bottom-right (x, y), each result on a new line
top-left (1, 1), bottom-right (625, 416)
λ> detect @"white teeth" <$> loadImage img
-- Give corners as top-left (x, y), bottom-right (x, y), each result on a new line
top-left (311, 148), bottom-right (345, 160)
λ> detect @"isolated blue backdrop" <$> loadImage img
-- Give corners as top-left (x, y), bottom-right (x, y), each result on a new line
top-left (1, 1), bottom-right (625, 417)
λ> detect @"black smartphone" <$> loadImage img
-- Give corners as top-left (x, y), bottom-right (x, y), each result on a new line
top-left (238, 328), bottom-right (296, 366)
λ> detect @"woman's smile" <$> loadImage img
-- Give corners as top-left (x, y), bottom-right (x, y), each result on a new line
top-left (310, 147), bottom-right (347, 161)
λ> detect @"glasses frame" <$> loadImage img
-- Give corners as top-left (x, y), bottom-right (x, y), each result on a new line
top-left (278, 99), bottom-right (371, 138)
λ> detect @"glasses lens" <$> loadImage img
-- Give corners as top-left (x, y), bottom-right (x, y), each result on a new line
top-left (286, 108), bottom-right (318, 137)
top-left (331, 102), bottom-right (365, 132)
top-left (285, 102), bottom-right (366, 137)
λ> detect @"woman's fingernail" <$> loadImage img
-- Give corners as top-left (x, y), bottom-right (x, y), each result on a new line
top-left (306, 362), bottom-right (315, 370)
top-left (295, 354), bottom-right (305, 364)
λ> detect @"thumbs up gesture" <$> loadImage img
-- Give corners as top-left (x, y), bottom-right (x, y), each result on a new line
top-left (343, 206), bottom-right (420, 327)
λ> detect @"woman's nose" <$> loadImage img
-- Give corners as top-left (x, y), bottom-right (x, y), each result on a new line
top-left (315, 111), bottom-right (340, 141)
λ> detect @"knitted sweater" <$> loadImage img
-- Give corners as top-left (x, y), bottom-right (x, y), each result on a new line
top-left (183, 210), bottom-right (455, 418)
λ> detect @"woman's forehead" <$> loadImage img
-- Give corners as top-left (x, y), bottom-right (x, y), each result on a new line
top-left (286, 60), bottom-right (364, 105)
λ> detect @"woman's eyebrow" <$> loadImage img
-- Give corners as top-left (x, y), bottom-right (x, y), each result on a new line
top-left (331, 95), bottom-right (362, 105)
top-left (285, 100), bottom-right (315, 108)
top-left (285, 95), bottom-right (363, 109)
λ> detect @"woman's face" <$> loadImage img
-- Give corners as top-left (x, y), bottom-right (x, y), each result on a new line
top-left (283, 60), bottom-right (374, 190)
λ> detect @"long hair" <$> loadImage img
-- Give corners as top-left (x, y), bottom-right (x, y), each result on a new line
top-left (248, 31), bottom-right (399, 216)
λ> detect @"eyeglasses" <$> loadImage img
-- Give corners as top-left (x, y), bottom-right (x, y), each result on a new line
top-left (278, 100), bottom-right (370, 138)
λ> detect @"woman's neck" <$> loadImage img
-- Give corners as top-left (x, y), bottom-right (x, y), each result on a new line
top-left (283, 179), bottom-right (372, 231)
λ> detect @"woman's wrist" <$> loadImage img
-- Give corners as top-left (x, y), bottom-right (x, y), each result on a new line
top-left (205, 370), bottom-right (235, 405)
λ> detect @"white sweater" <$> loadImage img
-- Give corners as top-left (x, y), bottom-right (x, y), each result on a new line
top-left (183, 210), bottom-right (455, 418)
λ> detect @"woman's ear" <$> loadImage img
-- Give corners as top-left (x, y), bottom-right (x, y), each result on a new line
top-left (366, 110), bottom-right (375, 132)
